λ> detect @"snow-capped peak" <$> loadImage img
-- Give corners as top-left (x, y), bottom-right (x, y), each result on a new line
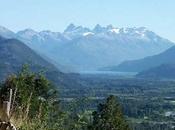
top-left (17, 28), bottom-right (38, 36)
top-left (39, 30), bottom-right (66, 41)
top-left (39, 30), bottom-right (61, 36)
top-left (17, 29), bottom-right (43, 41)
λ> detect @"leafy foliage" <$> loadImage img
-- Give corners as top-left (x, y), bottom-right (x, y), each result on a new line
top-left (0, 65), bottom-right (62, 129)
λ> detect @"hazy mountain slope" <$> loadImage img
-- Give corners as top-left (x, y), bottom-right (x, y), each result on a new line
top-left (0, 27), bottom-right (72, 72)
top-left (110, 45), bottom-right (175, 72)
top-left (16, 29), bottom-right (75, 72)
top-left (136, 64), bottom-right (175, 79)
top-left (0, 26), bottom-right (16, 38)
top-left (0, 36), bottom-right (80, 88)
top-left (0, 36), bottom-right (56, 71)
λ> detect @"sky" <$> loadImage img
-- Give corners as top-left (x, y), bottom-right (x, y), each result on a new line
top-left (0, 0), bottom-right (175, 42)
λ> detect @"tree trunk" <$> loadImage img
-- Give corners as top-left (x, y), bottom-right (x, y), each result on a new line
top-left (10, 87), bottom-right (18, 117)
top-left (24, 92), bottom-right (33, 120)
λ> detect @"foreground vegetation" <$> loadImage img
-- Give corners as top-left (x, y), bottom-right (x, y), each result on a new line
top-left (0, 66), bottom-right (130, 130)
top-left (1, 66), bottom-right (175, 130)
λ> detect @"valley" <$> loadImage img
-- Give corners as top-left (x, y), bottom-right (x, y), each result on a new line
top-left (60, 73), bottom-right (175, 130)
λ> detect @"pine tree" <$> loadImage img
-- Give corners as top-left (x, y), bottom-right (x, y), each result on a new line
top-left (90, 95), bottom-right (131, 130)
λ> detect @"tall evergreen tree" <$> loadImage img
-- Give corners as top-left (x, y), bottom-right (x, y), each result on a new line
top-left (90, 95), bottom-right (131, 130)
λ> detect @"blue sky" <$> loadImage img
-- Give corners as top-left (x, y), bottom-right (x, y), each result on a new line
top-left (0, 0), bottom-right (175, 42)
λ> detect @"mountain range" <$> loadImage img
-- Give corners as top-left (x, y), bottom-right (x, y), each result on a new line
top-left (0, 24), bottom-right (174, 72)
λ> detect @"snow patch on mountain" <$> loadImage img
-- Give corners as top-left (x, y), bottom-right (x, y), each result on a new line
top-left (83, 32), bottom-right (94, 36)
top-left (109, 28), bottom-right (120, 34)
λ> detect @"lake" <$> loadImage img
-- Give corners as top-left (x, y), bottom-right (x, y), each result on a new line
top-left (79, 70), bottom-right (137, 77)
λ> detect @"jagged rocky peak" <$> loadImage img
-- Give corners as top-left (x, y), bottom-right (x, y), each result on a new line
top-left (106, 24), bottom-right (114, 30)
top-left (64, 23), bottom-right (76, 32)
top-left (17, 28), bottom-right (38, 36)
top-left (93, 24), bottom-right (107, 33)
top-left (64, 23), bottom-right (90, 33)
top-left (39, 30), bottom-right (61, 37)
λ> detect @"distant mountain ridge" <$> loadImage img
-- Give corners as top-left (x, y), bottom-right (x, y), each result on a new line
top-left (0, 24), bottom-right (173, 71)
top-left (0, 26), bottom-right (16, 38)
top-left (0, 36), bottom-right (54, 66)
top-left (0, 36), bottom-right (80, 88)
top-left (136, 64), bottom-right (175, 79)
top-left (110, 45), bottom-right (175, 72)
